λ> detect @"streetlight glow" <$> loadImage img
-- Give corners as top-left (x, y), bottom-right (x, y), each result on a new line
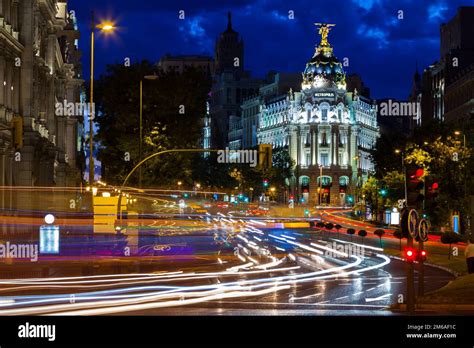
top-left (97, 22), bottom-right (116, 32)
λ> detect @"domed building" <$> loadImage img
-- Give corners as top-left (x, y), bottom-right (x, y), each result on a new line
top-left (257, 24), bottom-right (379, 206)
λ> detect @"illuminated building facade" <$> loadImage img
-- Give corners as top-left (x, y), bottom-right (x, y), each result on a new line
top-left (257, 24), bottom-right (379, 205)
top-left (0, 0), bottom-right (84, 192)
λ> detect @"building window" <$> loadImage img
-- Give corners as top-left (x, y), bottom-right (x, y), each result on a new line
top-left (322, 109), bottom-right (328, 121)
top-left (321, 132), bottom-right (328, 146)
top-left (321, 153), bottom-right (329, 167)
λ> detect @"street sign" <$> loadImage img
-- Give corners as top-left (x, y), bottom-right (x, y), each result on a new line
top-left (407, 209), bottom-right (419, 239)
top-left (417, 219), bottom-right (429, 242)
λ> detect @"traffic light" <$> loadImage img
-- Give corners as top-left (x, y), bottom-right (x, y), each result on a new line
top-left (426, 178), bottom-right (439, 199)
top-left (418, 250), bottom-right (427, 262)
top-left (380, 189), bottom-right (388, 197)
top-left (258, 144), bottom-right (273, 169)
top-left (263, 179), bottom-right (269, 188)
top-left (406, 165), bottom-right (425, 207)
top-left (12, 116), bottom-right (23, 149)
top-left (425, 176), bottom-right (439, 211)
top-left (404, 247), bottom-right (417, 263)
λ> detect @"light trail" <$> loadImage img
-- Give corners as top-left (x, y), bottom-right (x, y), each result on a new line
top-left (0, 220), bottom-right (394, 315)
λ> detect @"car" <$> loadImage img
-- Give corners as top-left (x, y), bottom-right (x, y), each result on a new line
top-left (216, 202), bottom-right (229, 209)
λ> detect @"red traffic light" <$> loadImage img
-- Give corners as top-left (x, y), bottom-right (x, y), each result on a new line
top-left (431, 182), bottom-right (439, 190)
top-left (404, 248), bottom-right (417, 262)
top-left (415, 168), bottom-right (424, 178)
top-left (419, 250), bottom-right (427, 261)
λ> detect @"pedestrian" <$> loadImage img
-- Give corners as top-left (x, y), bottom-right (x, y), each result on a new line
top-left (465, 239), bottom-right (474, 274)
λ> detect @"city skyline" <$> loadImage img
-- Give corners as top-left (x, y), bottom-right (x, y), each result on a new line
top-left (70, 0), bottom-right (468, 100)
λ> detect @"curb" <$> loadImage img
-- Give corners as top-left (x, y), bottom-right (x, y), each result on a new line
top-left (392, 303), bottom-right (474, 312)
top-left (384, 254), bottom-right (460, 277)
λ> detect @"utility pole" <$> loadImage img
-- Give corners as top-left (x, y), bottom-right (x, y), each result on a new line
top-left (89, 11), bottom-right (95, 185)
top-left (402, 208), bottom-right (416, 313)
top-left (139, 80), bottom-right (143, 188)
top-left (406, 234), bottom-right (415, 313)
top-left (418, 238), bottom-right (425, 296)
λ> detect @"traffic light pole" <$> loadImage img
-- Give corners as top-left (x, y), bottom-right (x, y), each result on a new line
top-left (418, 239), bottom-right (425, 296)
top-left (406, 235), bottom-right (416, 313)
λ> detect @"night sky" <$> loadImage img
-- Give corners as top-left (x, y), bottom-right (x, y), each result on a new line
top-left (68, 0), bottom-right (469, 100)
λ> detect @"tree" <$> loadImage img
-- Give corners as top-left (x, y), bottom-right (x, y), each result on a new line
top-left (358, 230), bottom-right (368, 244)
top-left (316, 222), bottom-right (325, 229)
top-left (361, 177), bottom-right (382, 221)
top-left (95, 61), bottom-right (211, 187)
top-left (371, 119), bottom-right (473, 232)
top-left (347, 228), bottom-right (356, 241)
top-left (374, 229), bottom-right (385, 247)
top-left (371, 132), bottom-right (408, 179)
top-left (380, 171), bottom-right (405, 208)
top-left (325, 223), bottom-right (334, 231)
top-left (440, 232), bottom-right (461, 260)
top-left (393, 229), bottom-right (404, 251)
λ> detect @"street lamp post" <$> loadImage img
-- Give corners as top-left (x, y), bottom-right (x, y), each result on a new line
top-left (89, 12), bottom-right (116, 184)
top-left (138, 74), bottom-right (158, 188)
top-left (395, 149), bottom-right (408, 204)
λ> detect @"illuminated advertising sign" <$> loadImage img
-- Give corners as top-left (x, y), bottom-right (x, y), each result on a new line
top-left (39, 225), bottom-right (60, 254)
top-left (453, 214), bottom-right (460, 234)
top-left (314, 92), bottom-right (335, 98)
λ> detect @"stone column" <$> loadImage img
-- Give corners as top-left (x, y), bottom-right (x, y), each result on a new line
top-left (289, 126), bottom-right (298, 163)
top-left (11, 1), bottom-right (18, 31)
top-left (300, 129), bottom-right (306, 167)
top-left (0, 56), bottom-right (5, 106)
top-left (330, 126), bottom-right (335, 166)
top-left (13, 65), bottom-right (19, 112)
top-left (5, 61), bottom-right (12, 109)
top-left (310, 127), bottom-right (314, 166)
top-left (335, 126), bottom-right (340, 167)
top-left (350, 127), bottom-right (358, 181)
top-left (4, 0), bottom-right (10, 23)
top-left (66, 118), bottom-right (77, 169)
top-left (314, 126), bottom-right (319, 166)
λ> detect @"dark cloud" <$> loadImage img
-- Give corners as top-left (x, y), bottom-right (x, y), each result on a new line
top-left (68, 0), bottom-right (468, 99)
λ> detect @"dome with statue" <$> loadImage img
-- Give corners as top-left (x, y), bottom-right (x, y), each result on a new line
top-left (302, 23), bottom-right (346, 91)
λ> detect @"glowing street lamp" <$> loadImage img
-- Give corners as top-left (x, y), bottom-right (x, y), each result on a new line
top-left (97, 22), bottom-right (115, 32)
top-left (89, 13), bottom-right (117, 184)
